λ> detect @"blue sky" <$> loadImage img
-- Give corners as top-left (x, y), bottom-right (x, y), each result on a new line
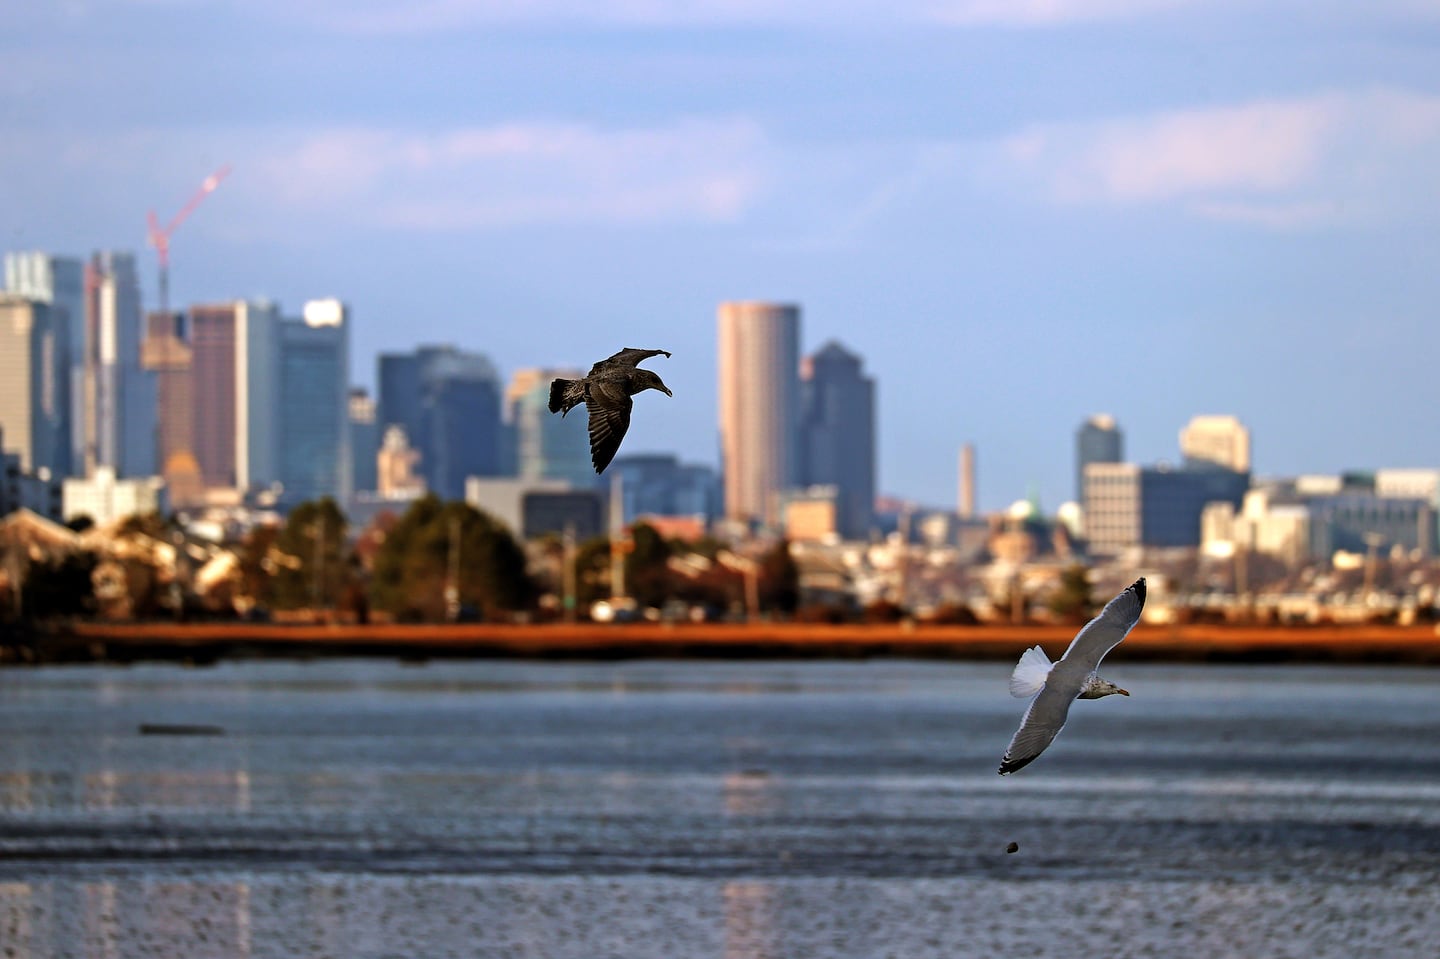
top-left (5, 1), bottom-right (1440, 512)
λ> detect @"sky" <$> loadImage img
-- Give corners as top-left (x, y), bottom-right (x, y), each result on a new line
top-left (4, 1), bottom-right (1440, 513)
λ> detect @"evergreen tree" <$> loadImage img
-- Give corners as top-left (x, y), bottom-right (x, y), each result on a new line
top-left (369, 496), bottom-right (537, 621)
top-left (625, 522), bottom-right (674, 608)
top-left (758, 539), bottom-right (800, 616)
top-left (571, 536), bottom-right (615, 610)
top-left (18, 553), bottom-right (97, 621)
top-left (272, 498), bottom-right (349, 611)
top-left (1048, 564), bottom-right (1094, 625)
top-left (236, 524), bottom-right (281, 612)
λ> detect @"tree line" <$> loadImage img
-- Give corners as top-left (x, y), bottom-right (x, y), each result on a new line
top-left (2, 494), bottom-right (800, 625)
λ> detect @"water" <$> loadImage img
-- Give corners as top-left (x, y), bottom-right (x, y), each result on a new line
top-left (2, 658), bottom-right (1439, 958)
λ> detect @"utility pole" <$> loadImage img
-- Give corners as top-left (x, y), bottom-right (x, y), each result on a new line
top-left (1362, 532), bottom-right (1384, 599)
top-left (445, 515), bottom-right (461, 622)
top-left (4, 547), bottom-right (23, 621)
top-left (311, 514), bottom-right (326, 614)
top-left (743, 557), bottom-right (759, 621)
top-left (609, 472), bottom-right (626, 602)
top-left (897, 503), bottom-right (912, 610)
top-left (717, 551), bottom-right (760, 622)
top-left (171, 529), bottom-right (185, 621)
top-left (562, 522), bottom-right (577, 623)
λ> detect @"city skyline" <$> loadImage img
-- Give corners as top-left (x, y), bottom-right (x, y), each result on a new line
top-left (6, 4), bottom-right (1440, 511)
top-left (5, 264), bottom-right (1440, 518)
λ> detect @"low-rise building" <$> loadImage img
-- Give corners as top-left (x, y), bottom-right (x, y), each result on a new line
top-left (63, 466), bottom-right (167, 526)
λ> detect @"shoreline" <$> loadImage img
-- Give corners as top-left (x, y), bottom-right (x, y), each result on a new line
top-left (5, 620), bottom-right (1440, 665)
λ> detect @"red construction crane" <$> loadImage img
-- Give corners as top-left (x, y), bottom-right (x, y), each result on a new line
top-left (146, 164), bottom-right (232, 315)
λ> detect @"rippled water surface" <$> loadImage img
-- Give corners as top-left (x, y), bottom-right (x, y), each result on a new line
top-left (2, 658), bottom-right (1439, 957)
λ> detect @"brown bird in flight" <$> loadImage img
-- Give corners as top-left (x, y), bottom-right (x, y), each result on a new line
top-left (549, 347), bottom-right (673, 474)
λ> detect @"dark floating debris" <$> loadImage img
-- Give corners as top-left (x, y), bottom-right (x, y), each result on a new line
top-left (1005, 841), bottom-right (1020, 854)
top-left (139, 723), bottom-right (226, 736)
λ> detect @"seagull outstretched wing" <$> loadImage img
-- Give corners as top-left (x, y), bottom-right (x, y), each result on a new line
top-left (1061, 577), bottom-right (1146, 674)
top-left (585, 380), bottom-right (634, 474)
top-left (998, 577), bottom-right (1146, 775)
top-left (590, 347), bottom-right (671, 376)
top-left (999, 684), bottom-right (1076, 775)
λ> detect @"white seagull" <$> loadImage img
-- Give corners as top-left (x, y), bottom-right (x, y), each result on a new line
top-left (998, 577), bottom-right (1146, 775)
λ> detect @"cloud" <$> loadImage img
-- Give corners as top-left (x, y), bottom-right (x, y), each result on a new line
top-left (48, 0), bottom-right (1440, 33)
top-left (234, 0), bottom-right (1206, 33)
top-left (254, 119), bottom-right (768, 229)
top-left (0, 116), bottom-right (770, 249)
top-left (1188, 199), bottom-right (1346, 230)
top-left (986, 89), bottom-right (1440, 227)
top-left (273, 0), bottom-right (881, 32)
top-left (928, 0), bottom-right (1198, 27)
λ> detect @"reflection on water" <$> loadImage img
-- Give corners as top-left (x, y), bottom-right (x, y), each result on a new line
top-left (724, 882), bottom-right (776, 959)
top-left (1, 659), bottom-right (1440, 958)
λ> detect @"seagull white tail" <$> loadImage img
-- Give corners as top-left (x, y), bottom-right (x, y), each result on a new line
top-left (1009, 645), bottom-right (1053, 698)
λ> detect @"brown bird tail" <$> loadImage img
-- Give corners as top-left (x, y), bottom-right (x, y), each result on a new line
top-left (549, 378), bottom-right (582, 415)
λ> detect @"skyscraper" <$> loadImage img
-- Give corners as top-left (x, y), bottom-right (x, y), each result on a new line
top-left (376, 346), bottom-right (504, 500)
top-left (348, 387), bottom-right (380, 495)
top-left (426, 364), bottom-right (503, 500)
top-left (0, 295), bottom-right (66, 475)
top-left (189, 299), bottom-right (279, 492)
top-left (506, 367), bottom-right (592, 487)
top-left (718, 301), bottom-right (800, 528)
top-left (140, 311), bottom-right (202, 504)
top-left (798, 340), bottom-right (875, 540)
top-left (1075, 414), bottom-right (1123, 503)
top-left (1179, 414), bottom-right (1251, 472)
top-left (276, 299), bottom-right (350, 505)
top-left (377, 351), bottom-right (424, 456)
top-left (1084, 461), bottom-right (1249, 552)
top-left (609, 453), bottom-right (720, 522)
top-left (83, 251), bottom-right (153, 477)
top-left (5, 251), bottom-right (82, 473)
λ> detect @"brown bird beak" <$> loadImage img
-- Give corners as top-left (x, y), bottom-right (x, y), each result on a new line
top-left (659, 385), bottom-right (673, 397)
top-left (1117, 687), bottom-right (1130, 696)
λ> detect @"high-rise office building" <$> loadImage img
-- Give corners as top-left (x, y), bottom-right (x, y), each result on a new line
top-left (377, 346), bottom-right (504, 500)
top-left (798, 340), bottom-right (875, 540)
top-left (428, 369), bottom-right (503, 500)
top-left (141, 311), bottom-right (197, 501)
top-left (718, 301), bottom-right (800, 528)
top-left (276, 299), bottom-right (350, 505)
top-left (1179, 414), bottom-right (1251, 472)
top-left (0, 295), bottom-right (67, 475)
top-left (83, 251), bottom-right (153, 477)
top-left (609, 453), bottom-right (720, 522)
top-left (348, 387), bottom-right (380, 495)
top-left (1075, 414), bottom-right (1123, 504)
top-left (506, 367), bottom-right (592, 487)
top-left (1084, 461), bottom-right (1249, 553)
top-left (377, 351), bottom-right (424, 456)
top-left (5, 252), bottom-right (82, 473)
top-left (189, 299), bottom-right (279, 492)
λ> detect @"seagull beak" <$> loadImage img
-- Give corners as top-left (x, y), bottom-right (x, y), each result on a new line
top-left (1117, 687), bottom-right (1130, 696)
top-left (660, 385), bottom-right (673, 397)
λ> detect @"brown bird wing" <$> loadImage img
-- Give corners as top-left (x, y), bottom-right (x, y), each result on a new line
top-left (586, 379), bottom-right (634, 474)
top-left (589, 347), bottom-right (671, 376)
